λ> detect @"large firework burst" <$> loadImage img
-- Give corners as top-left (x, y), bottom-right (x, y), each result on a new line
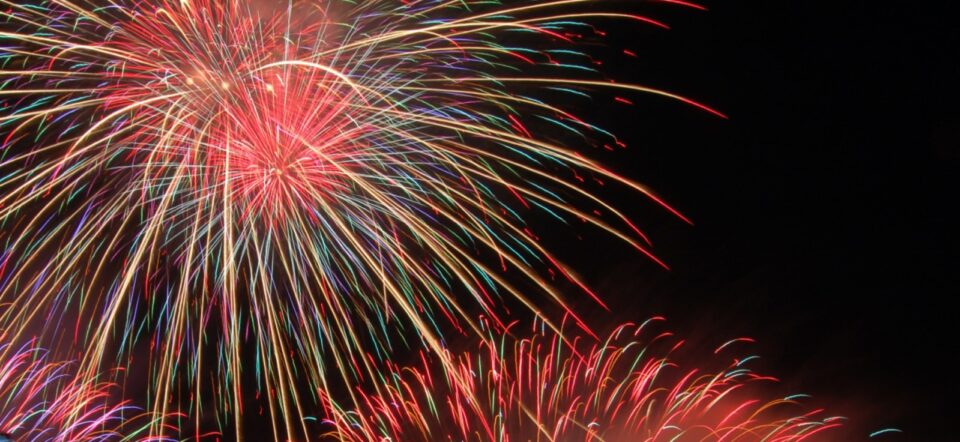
top-left (321, 318), bottom-right (844, 441)
top-left (1, 0), bottom-right (721, 438)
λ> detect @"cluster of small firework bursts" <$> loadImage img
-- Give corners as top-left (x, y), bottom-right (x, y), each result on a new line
top-left (319, 319), bottom-right (843, 442)
top-left (0, 340), bottom-right (170, 441)
top-left (0, 0), bottom-right (859, 441)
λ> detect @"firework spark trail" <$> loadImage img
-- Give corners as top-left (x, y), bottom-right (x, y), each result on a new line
top-left (0, 339), bottom-right (174, 441)
top-left (0, 0), bottom-right (723, 438)
top-left (321, 318), bottom-right (844, 442)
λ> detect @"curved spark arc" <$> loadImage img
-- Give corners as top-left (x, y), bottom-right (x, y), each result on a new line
top-left (1, 0), bottom-right (722, 439)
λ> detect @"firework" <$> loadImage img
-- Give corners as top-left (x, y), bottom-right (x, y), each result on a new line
top-left (0, 339), bottom-right (172, 441)
top-left (0, 0), bottom-right (721, 438)
top-left (321, 318), bottom-right (844, 441)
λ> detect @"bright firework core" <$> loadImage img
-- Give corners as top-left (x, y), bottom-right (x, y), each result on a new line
top-left (212, 71), bottom-right (357, 222)
top-left (125, 2), bottom-right (356, 222)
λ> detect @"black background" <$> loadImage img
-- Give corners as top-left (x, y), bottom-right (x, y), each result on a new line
top-left (573, 1), bottom-right (958, 439)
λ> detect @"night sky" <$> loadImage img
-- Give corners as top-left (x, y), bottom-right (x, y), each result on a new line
top-left (570, 1), bottom-right (957, 439)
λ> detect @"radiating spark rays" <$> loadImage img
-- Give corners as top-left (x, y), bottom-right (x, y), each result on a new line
top-left (0, 1), bottom-right (721, 439)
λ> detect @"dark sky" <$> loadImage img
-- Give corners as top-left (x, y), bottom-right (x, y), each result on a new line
top-left (566, 1), bottom-right (957, 439)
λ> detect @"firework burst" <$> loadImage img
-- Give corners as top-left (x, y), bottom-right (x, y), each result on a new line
top-left (0, 0), bottom-right (721, 438)
top-left (321, 318), bottom-right (844, 442)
